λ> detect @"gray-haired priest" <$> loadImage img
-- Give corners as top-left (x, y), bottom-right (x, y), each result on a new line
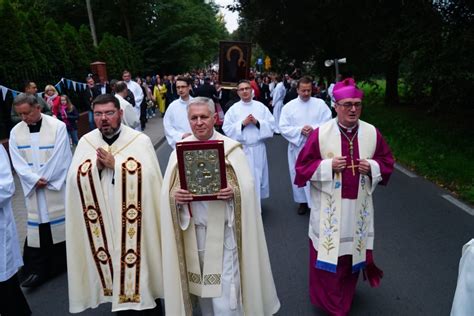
top-left (160, 97), bottom-right (280, 315)
top-left (65, 94), bottom-right (164, 314)
top-left (9, 94), bottom-right (72, 288)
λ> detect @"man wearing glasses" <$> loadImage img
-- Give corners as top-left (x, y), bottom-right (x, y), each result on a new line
top-left (294, 78), bottom-right (394, 315)
top-left (65, 94), bottom-right (164, 314)
top-left (222, 80), bottom-right (275, 201)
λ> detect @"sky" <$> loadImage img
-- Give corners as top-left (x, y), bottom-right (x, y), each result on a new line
top-left (213, 0), bottom-right (239, 33)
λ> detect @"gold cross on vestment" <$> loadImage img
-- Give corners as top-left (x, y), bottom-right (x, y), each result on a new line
top-left (347, 159), bottom-right (359, 176)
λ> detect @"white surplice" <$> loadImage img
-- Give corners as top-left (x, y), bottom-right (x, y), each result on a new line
top-left (271, 82), bottom-right (286, 133)
top-left (163, 96), bottom-right (194, 148)
top-left (0, 146), bottom-right (23, 282)
top-left (9, 114), bottom-right (72, 246)
top-left (222, 100), bottom-right (275, 200)
top-left (115, 94), bottom-right (140, 129)
top-left (279, 96), bottom-right (332, 205)
top-left (125, 80), bottom-right (144, 130)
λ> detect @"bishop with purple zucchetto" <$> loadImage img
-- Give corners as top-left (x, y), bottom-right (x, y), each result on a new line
top-left (294, 78), bottom-right (394, 316)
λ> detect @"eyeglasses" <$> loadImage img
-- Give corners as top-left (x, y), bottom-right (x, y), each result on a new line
top-left (238, 87), bottom-right (251, 92)
top-left (93, 111), bottom-right (117, 118)
top-left (337, 102), bottom-right (362, 109)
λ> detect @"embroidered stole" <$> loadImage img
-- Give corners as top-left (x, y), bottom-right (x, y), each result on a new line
top-left (76, 156), bottom-right (143, 303)
top-left (183, 201), bottom-right (226, 298)
top-left (316, 120), bottom-right (376, 273)
top-left (14, 117), bottom-right (65, 247)
top-left (77, 159), bottom-right (114, 296)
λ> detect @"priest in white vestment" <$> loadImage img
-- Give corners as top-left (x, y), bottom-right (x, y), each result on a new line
top-left (163, 76), bottom-right (194, 148)
top-left (295, 78), bottom-right (394, 315)
top-left (65, 94), bottom-right (164, 314)
top-left (9, 94), bottom-right (72, 288)
top-left (270, 76), bottom-right (286, 133)
top-left (280, 77), bottom-right (332, 215)
top-left (451, 239), bottom-right (474, 316)
top-left (115, 81), bottom-right (140, 129)
top-left (123, 70), bottom-right (144, 131)
top-left (0, 145), bottom-right (31, 315)
top-left (222, 80), bottom-right (275, 200)
top-left (161, 97), bottom-right (280, 315)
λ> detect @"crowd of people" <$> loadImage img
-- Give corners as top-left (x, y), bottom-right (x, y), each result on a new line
top-left (1, 68), bottom-right (406, 316)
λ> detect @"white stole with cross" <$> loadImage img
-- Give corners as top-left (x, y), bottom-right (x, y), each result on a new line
top-left (312, 119), bottom-right (381, 273)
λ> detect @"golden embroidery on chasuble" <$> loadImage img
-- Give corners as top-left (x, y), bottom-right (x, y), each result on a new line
top-left (119, 157), bottom-right (142, 303)
top-left (77, 159), bottom-right (114, 296)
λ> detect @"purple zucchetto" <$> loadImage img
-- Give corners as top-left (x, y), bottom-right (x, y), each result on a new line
top-left (333, 78), bottom-right (364, 102)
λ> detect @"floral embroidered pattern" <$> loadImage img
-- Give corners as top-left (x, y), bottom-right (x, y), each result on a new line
top-left (321, 196), bottom-right (338, 255)
top-left (355, 196), bottom-right (370, 254)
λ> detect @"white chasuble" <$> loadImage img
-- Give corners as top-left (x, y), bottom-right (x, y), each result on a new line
top-left (160, 132), bottom-right (280, 316)
top-left (310, 119), bottom-right (383, 273)
top-left (66, 126), bottom-right (163, 313)
top-left (9, 114), bottom-right (71, 247)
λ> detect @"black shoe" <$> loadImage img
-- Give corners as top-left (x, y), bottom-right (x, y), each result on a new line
top-left (21, 273), bottom-right (46, 288)
top-left (297, 203), bottom-right (309, 215)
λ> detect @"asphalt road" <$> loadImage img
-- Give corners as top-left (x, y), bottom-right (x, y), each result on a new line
top-left (22, 135), bottom-right (473, 315)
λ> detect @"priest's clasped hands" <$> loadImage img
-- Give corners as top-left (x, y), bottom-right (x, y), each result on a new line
top-left (174, 187), bottom-right (234, 205)
top-left (301, 125), bottom-right (314, 136)
top-left (332, 156), bottom-right (371, 175)
top-left (96, 147), bottom-right (115, 170)
top-left (242, 114), bottom-right (258, 126)
top-left (35, 177), bottom-right (48, 189)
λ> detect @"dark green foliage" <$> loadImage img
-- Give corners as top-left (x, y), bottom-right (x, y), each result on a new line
top-left (234, 0), bottom-right (473, 111)
top-left (135, 0), bottom-right (228, 74)
top-left (63, 23), bottom-right (90, 78)
top-left (97, 33), bottom-right (143, 79)
top-left (0, 0), bottom-right (36, 89)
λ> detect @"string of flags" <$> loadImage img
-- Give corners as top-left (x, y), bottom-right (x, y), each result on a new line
top-left (0, 78), bottom-right (88, 102)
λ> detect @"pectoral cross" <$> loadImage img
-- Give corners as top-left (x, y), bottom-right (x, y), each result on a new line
top-left (339, 126), bottom-right (359, 176)
top-left (347, 159), bottom-right (359, 176)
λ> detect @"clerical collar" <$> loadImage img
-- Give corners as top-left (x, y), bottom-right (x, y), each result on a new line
top-left (241, 99), bottom-right (253, 105)
top-left (102, 126), bottom-right (122, 145)
top-left (337, 121), bottom-right (358, 133)
top-left (28, 118), bottom-right (42, 133)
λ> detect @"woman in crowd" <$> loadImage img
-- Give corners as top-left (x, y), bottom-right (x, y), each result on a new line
top-left (44, 85), bottom-right (60, 116)
top-left (57, 95), bottom-right (79, 146)
top-left (153, 75), bottom-right (167, 116)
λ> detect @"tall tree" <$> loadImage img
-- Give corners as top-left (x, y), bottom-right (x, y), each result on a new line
top-left (85, 0), bottom-right (98, 47)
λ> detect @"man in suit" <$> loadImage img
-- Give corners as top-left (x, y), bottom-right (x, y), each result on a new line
top-left (83, 76), bottom-right (101, 131)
